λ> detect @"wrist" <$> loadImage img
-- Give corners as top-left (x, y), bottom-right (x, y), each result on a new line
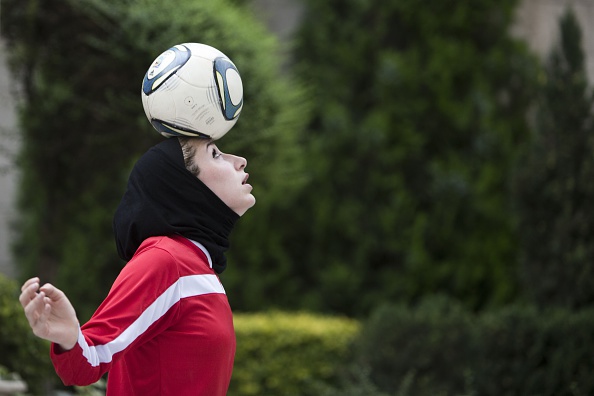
top-left (58, 324), bottom-right (79, 351)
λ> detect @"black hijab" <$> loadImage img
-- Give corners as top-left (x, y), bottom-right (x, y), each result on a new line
top-left (113, 137), bottom-right (240, 273)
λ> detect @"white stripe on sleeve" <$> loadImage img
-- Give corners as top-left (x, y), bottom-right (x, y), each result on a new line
top-left (78, 274), bottom-right (225, 367)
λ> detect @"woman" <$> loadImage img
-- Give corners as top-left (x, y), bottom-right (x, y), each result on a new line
top-left (19, 136), bottom-right (255, 395)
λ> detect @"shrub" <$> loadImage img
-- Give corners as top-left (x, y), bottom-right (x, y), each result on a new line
top-left (0, 274), bottom-right (55, 395)
top-left (347, 297), bottom-right (594, 396)
top-left (231, 311), bottom-right (360, 396)
top-left (475, 305), bottom-right (594, 396)
top-left (354, 296), bottom-right (476, 396)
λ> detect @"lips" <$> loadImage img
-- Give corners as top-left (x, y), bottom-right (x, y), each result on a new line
top-left (242, 173), bottom-right (249, 185)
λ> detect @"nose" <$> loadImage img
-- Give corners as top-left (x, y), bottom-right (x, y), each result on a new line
top-left (238, 156), bottom-right (247, 170)
top-left (231, 154), bottom-right (247, 170)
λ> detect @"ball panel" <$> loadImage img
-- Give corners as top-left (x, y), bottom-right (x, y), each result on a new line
top-left (151, 66), bottom-right (182, 92)
top-left (215, 71), bottom-right (226, 111)
top-left (151, 119), bottom-right (211, 138)
top-left (213, 57), bottom-right (243, 121)
top-left (181, 42), bottom-right (226, 61)
top-left (144, 76), bottom-right (178, 122)
top-left (232, 104), bottom-right (243, 119)
top-left (226, 69), bottom-right (243, 106)
top-left (142, 46), bottom-right (191, 95)
top-left (176, 56), bottom-right (218, 88)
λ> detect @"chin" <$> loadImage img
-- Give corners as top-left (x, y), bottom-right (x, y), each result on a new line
top-left (240, 195), bottom-right (256, 216)
top-left (237, 196), bottom-right (256, 217)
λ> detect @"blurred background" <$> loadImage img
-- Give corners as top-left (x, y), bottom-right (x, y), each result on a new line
top-left (1, 0), bottom-right (594, 395)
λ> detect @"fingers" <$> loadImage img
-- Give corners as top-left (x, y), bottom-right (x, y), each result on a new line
top-left (23, 290), bottom-right (46, 325)
top-left (19, 278), bottom-right (53, 331)
top-left (19, 278), bottom-right (40, 309)
top-left (37, 296), bottom-right (53, 325)
top-left (25, 294), bottom-right (53, 339)
top-left (39, 283), bottom-right (62, 300)
top-left (21, 277), bottom-right (39, 292)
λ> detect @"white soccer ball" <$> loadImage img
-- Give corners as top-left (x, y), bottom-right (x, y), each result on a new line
top-left (141, 43), bottom-right (243, 140)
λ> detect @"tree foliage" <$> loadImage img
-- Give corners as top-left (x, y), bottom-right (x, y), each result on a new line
top-left (256, 0), bottom-right (540, 316)
top-left (513, 8), bottom-right (594, 309)
top-left (1, 0), bottom-right (307, 320)
top-left (4, 0), bottom-right (591, 323)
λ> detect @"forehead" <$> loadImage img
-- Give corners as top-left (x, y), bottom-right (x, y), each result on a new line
top-left (189, 138), bottom-right (216, 160)
top-left (189, 138), bottom-right (214, 150)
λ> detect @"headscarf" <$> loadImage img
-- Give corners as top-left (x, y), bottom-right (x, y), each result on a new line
top-left (113, 137), bottom-right (239, 273)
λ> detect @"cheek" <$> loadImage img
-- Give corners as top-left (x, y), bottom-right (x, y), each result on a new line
top-left (199, 167), bottom-right (234, 197)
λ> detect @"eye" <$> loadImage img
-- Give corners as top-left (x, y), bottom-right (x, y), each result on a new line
top-left (212, 148), bottom-right (221, 159)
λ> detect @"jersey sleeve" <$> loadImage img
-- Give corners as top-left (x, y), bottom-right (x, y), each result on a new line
top-left (50, 245), bottom-right (182, 386)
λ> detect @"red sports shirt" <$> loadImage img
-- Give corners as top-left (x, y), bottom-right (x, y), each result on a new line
top-left (50, 235), bottom-right (236, 396)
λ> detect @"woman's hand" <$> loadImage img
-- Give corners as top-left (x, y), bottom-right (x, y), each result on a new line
top-left (19, 277), bottom-right (79, 351)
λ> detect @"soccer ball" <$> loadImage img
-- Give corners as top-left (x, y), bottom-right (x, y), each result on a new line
top-left (141, 43), bottom-right (243, 140)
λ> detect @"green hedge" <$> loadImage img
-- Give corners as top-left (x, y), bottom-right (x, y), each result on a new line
top-left (231, 311), bottom-right (360, 396)
top-left (348, 297), bottom-right (594, 396)
top-left (475, 306), bottom-right (594, 396)
top-left (6, 298), bottom-right (593, 396)
top-left (0, 274), bottom-right (55, 395)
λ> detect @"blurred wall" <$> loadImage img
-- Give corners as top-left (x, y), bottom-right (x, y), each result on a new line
top-left (512, 0), bottom-right (594, 82)
top-left (0, 37), bottom-right (19, 278)
top-left (252, 0), bottom-right (304, 43)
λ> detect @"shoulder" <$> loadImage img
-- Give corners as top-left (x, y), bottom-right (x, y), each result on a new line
top-left (128, 235), bottom-right (212, 276)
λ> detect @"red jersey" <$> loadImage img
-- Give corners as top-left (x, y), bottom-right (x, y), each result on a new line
top-left (50, 235), bottom-right (236, 396)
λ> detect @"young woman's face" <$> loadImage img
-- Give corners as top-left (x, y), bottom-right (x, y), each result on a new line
top-left (192, 139), bottom-right (255, 216)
